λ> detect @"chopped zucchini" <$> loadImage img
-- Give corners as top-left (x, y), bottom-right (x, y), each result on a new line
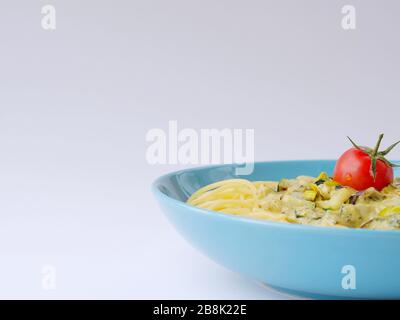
top-left (317, 183), bottom-right (331, 200)
top-left (303, 190), bottom-right (317, 201)
top-left (325, 180), bottom-right (340, 187)
top-left (379, 206), bottom-right (400, 217)
top-left (315, 172), bottom-right (329, 181)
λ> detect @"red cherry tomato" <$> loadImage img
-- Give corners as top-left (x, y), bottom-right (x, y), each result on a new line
top-left (333, 148), bottom-right (393, 191)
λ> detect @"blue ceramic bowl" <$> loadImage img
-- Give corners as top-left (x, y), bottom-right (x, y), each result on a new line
top-left (152, 160), bottom-right (400, 299)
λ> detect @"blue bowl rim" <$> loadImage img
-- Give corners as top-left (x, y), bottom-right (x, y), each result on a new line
top-left (152, 160), bottom-right (400, 237)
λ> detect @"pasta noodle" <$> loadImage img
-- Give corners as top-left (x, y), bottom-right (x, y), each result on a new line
top-left (187, 179), bottom-right (287, 223)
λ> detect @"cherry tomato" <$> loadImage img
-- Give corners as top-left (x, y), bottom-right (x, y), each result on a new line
top-left (333, 147), bottom-right (393, 191)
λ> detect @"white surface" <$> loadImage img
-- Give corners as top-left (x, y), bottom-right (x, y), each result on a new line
top-left (0, 1), bottom-right (399, 299)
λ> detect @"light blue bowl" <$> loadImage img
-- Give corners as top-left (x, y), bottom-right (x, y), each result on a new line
top-left (152, 160), bottom-right (400, 299)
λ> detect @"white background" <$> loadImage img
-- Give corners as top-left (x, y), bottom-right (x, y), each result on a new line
top-left (0, 0), bottom-right (399, 299)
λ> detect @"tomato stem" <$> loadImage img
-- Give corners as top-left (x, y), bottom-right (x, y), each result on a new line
top-left (369, 134), bottom-right (384, 180)
top-left (372, 133), bottom-right (384, 158)
top-left (347, 136), bottom-right (362, 151)
top-left (379, 140), bottom-right (400, 156)
top-left (346, 133), bottom-right (400, 180)
top-left (346, 134), bottom-right (400, 184)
